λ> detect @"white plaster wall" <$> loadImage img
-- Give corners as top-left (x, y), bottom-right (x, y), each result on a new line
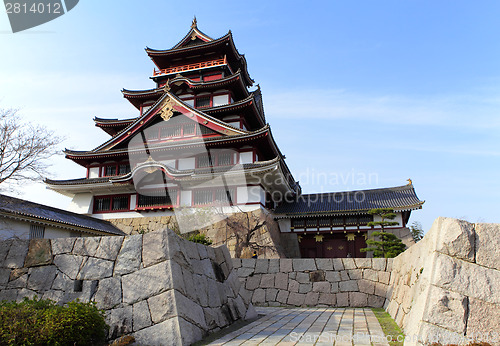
top-left (68, 193), bottom-right (93, 214)
top-left (180, 190), bottom-right (192, 207)
top-left (129, 195), bottom-right (137, 210)
top-left (239, 152), bottom-right (253, 164)
top-left (178, 157), bottom-right (195, 170)
top-left (183, 99), bottom-right (194, 107)
top-left (237, 186), bottom-right (264, 204)
top-left (212, 94), bottom-right (228, 107)
top-left (88, 167), bottom-right (99, 178)
top-left (161, 160), bottom-right (176, 169)
top-left (0, 219), bottom-right (77, 240)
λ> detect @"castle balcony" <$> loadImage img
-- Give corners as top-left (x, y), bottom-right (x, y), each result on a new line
top-left (153, 56), bottom-right (229, 77)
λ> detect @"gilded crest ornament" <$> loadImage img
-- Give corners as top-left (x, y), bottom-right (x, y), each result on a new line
top-left (327, 246), bottom-right (333, 251)
top-left (297, 235), bottom-right (302, 243)
top-left (158, 96), bottom-right (175, 121)
top-left (314, 234), bottom-right (324, 242)
top-left (346, 233), bottom-right (356, 241)
top-left (338, 245), bottom-right (344, 250)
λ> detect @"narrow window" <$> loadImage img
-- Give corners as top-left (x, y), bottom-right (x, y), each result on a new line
top-left (94, 197), bottom-right (111, 212)
top-left (118, 164), bottom-right (130, 175)
top-left (193, 190), bottom-right (213, 205)
top-left (105, 165), bottom-right (117, 176)
top-left (218, 152), bottom-right (232, 166)
top-left (195, 96), bottom-right (211, 108)
top-left (112, 196), bottom-right (129, 211)
top-left (29, 225), bottom-right (45, 239)
top-left (197, 155), bottom-right (212, 168)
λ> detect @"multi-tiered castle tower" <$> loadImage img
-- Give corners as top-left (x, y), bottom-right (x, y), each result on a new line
top-left (47, 20), bottom-right (423, 258)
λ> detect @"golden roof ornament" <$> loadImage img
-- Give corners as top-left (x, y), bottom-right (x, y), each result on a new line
top-left (407, 178), bottom-right (413, 185)
top-left (163, 79), bottom-right (171, 92)
top-left (314, 234), bottom-right (324, 242)
top-left (191, 16), bottom-right (197, 29)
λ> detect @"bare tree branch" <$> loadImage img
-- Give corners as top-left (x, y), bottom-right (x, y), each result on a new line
top-left (0, 108), bottom-right (63, 187)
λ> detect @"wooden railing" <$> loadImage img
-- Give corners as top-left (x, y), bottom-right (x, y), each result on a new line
top-left (153, 56), bottom-right (227, 76)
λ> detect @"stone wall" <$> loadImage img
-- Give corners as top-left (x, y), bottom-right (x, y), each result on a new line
top-left (0, 229), bottom-right (256, 346)
top-left (109, 208), bottom-right (293, 259)
top-left (234, 258), bottom-right (393, 308)
top-left (387, 217), bottom-right (500, 345)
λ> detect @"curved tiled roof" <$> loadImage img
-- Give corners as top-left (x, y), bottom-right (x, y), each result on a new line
top-left (274, 184), bottom-right (424, 217)
top-left (0, 194), bottom-right (125, 235)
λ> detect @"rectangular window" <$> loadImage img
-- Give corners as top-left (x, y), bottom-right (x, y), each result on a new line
top-left (105, 166), bottom-right (116, 176)
top-left (118, 164), bottom-right (131, 175)
top-left (332, 217), bottom-right (344, 226)
top-left (214, 188), bottom-right (235, 204)
top-left (218, 152), bottom-right (232, 166)
top-left (29, 225), bottom-right (45, 239)
top-left (183, 122), bottom-right (196, 135)
top-left (197, 155), bottom-right (212, 168)
top-left (94, 195), bottom-right (130, 213)
top-left (160, 125), bottom-right (182, 138)
top-left (345, 217), bottom-right (357, 225)
top-left (195, 96), bottom-right (211, 108)
top-left (358, 215), bottom-right (373, 225)
top-left (112, 196), bottom-right (129, 210)
top-left (319, 218), bottom-right (331, 227)
top-left (292, 219), bottom-right (305, 228)
top-left (193, 190), bottom-right (213, 205)
top-left (137, 191), bottom-right (176, 208)
top-left (95, 197), bottom-right (111, 212)
top-left (306, 219), bottom-right (318, 227)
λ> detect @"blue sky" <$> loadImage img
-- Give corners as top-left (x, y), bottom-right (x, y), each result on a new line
top-left (1, 1), bottom-right (499, 232)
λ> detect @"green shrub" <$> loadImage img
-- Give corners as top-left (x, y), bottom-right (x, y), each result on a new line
top-left (0, 297), bottom-right (108, 346)
top-left (187, 233), bottom-right (212, 245)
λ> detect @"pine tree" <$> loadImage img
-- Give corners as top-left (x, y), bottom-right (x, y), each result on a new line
top-left (360, 208), bottom-right (406, 258)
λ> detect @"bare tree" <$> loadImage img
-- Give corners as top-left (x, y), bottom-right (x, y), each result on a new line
top-left (0, 108), bottom-right (63, 186)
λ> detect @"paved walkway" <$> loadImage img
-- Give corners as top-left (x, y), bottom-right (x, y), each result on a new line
top-left (207, 307), bottom-right (390, 346)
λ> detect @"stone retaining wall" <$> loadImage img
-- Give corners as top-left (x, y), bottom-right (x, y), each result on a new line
top-left (233, 258), bottom-right (393, 308)
top-left (0, 229), bottom-right (255, 346)
top-left (387, 217), bottom-right (500, 346)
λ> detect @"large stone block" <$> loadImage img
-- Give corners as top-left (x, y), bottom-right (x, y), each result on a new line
top-left (5, 239), bottom-right (29, 268)
top-left (312, 282), bottom-right (330, 293)
top-left (296, 272), bottom-right (310, 283)
top-left (245, 274), bottom-right (261, 290)
top-left (372, 258), bottom-right (387, 271)
top-left (107, 306), bottom-right (133, 340)
top-left (315, 258), bottom-right (333, 271)
top-left (114, 234), bottom-right (142, 276)
top-left (287, 292), bottom-right (305, 306)
top-left (423, 286), bottom-right (467, 333)
top-left (293, 259), bottom-right (316, 271)
top-left (434, 253), bottom-right (500, 304)
top-left (241, 258), bottom-right (256, 268)
top-left (298, 283), bottom-right (312, 293)
top-left (122, 261), bottom-right (171, 305)
top-left (254, 259), bottom-right (269, 273)
top-left (274, 272), bottom-right (288, 290)
top-left (378, 271), bottom-right (391, 285)
top-left (342, 258), bottom-right (356, 270)
top-left (363, 269), bottom-right (378, 282)
top-left (276, 290), bottom-right (289, 304)
top-left (347, 269), bottom-right (362, 280)
top-left (51, 237), bottom-right (76, 255)
top-left (475, 223), bottom-right (500, 270)
top-left (72, 237), bottom-right (100, 257)
top-left (304, 292), bottom-right (319, 306)
top-left (77, 257), bottom-right (114, 280)
top-left (431, 217), bottom-right (475, 262)
top-left (268, 259), bottom-right (280, 273)
top-left (95, 236), bottom-right (123, 260)
top-left (325, 271), bottom-right (340, 282)
top-left (133, 300), bottom-right (152, 331)
top-left (27, 265), bottom-right (57, 291)
top-left (94, 276), bottom-right (122, 310)
top-left (368, 295), bottom-right (385, 308)
top-left (142, 230), bottom-right (170, 268)
top-left (349, 292), bottom-right (368, 307)
top-left (358, 279), bottom-right (375, 295)
top-left (252, 288), bottom-right (265, 304)
top-left (466, 297), bottom-right (500, 342)
top-left (354, 258), bottom-right (371, 269)
top-left (24, 239), bottom-right (52, 267)
top-left (280, 259), bottom-right (293, 272)
top-left (336, 292), bottom-right (348, 307)
top-left (339, 280), bottom-right (358, 292)
top-left (260, 273), bottom-right (275, 288)
top-left (332, 258), bottom-right (344, 271)
top-left (318, 293), bottom-right (335, 305)
top-left (288, 279), bottom-right (299, 293)
top-left (265, 288), bottom-right (278, 302)
top-left (53, 254), bottom-right (85, 280)
top-left (133, 317), bottom-right (181, 346)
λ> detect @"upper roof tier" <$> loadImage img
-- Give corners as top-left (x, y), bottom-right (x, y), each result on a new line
top-left (146, 20), bottom-right (254, 86)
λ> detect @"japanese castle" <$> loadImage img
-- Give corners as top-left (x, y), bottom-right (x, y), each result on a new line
top-left (46, 19), bottom-right (424, 258)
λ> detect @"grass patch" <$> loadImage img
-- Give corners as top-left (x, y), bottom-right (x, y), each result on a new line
top-left (371, 308), bottom-right (404, 346)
